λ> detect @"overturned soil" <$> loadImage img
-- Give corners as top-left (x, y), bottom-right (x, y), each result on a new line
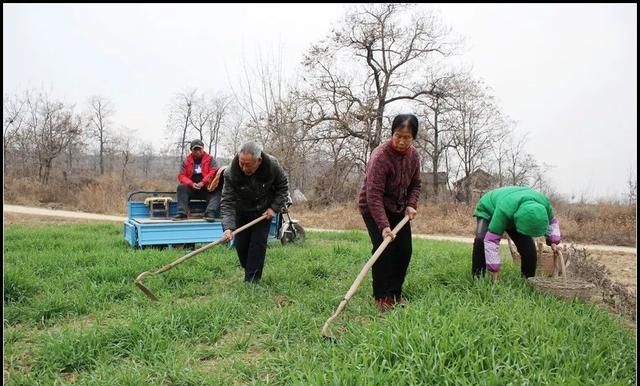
top-left (588, 250), bottom-right (636, 296)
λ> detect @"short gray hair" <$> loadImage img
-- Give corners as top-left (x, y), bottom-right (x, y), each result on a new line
top-left (239, 142), bottom-right (263, 160)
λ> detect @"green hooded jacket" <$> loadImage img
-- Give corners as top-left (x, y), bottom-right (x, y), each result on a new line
top-left (473, 186), bottom-right (554, 237)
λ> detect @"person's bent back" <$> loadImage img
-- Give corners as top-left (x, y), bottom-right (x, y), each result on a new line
top-left (471, 186), bottom-right (562, 281)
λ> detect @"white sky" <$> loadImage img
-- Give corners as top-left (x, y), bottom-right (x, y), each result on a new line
top-left (3, 3), bottom-right (637, 200)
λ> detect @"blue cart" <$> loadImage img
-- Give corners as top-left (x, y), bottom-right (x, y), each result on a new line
top-left (123, 191), bottom-right (304, 249)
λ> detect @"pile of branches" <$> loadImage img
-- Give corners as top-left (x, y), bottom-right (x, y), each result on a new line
top-left (564, 245), bottom-right (636, 321)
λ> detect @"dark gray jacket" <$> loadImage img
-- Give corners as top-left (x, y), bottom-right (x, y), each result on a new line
top-left (221, 152), bottom-right (289, 231)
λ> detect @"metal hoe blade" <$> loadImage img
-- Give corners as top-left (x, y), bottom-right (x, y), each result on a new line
top-left (135, 278), bottom-right (159, 301)
top-left (133, 215), bottom-right (268, 301)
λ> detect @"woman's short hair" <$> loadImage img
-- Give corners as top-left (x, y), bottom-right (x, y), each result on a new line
top-left (391, 114), bottom-right (419, 139)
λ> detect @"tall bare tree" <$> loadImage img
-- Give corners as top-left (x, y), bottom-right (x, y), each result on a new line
top-left (188, 93), bottom-right (214, 143)
top-left (231, 50), bottom-right (315, 191)
top-left (449, 77), bottom-right (501, 202)
top-left (85, 96), bottom-right (115, 175)
top-left (3, 93), bottom-right (27, 176)
top-left (490, 118), bottom-right (515, 187)
top-left (416, 72), bottom-right (459, 197)
top-left (63, 134), bottom-right (86, 172)
top-left (114, 129), bottom-right (136, 183)
top-left (504, 132), bottom-right (540, 186)
top-left (205, 94), bottom-right (231, 158)
top-left (166, 89), bottom-right (197, 159)
top-left (302, 3), bottom-right (457, 154)
top-left (223, 109), bottom-right (247, 159)
top-left (20, 91), bottom-right (83, 183)
top-left (529, 162), bottom-right (554, 195)
top-left (140, 141), bottom-right (154, 178)
top-left (626, 166), bottom-right (637, 205)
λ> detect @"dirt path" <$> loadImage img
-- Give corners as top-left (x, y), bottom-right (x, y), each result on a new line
top-left (305, 227), bottom-right (636, 254)
top-left (4, 204), bottom-right (125, 222)
top-left (4, 204), bottom-right (636, 254)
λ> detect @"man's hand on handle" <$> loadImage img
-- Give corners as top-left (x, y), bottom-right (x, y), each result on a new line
top-left (222, 229), bottom-right (234, 242)
top-left (262, 208), bottom-right (275, 220)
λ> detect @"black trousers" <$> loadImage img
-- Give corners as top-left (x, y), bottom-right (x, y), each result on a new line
top-left (234, 212), bottom-right (271, 282)
top-left (176, 184), bottom-right (222, 217)
top-left (472, 217), bottom-right (537, 278)
top-left (363, 211), bottom-right (413, 300)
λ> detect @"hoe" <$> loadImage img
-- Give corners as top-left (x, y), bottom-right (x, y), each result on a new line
top-left (134, 214), bottom-right (268, 301)
top-left (321, 215), bottom-right (410, 341)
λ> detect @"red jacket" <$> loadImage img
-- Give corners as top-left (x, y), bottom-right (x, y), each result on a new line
top-left (177, 152), bottom-right (218, 188)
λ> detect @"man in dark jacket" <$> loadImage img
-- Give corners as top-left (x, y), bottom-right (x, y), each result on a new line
top-left (173, 139), bottom-right (222, 221)
top-left (221, 142), bottom-right (289, 283)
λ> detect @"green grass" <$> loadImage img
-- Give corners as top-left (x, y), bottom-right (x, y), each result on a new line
top-left (3, 223), bottom-right (636, 385)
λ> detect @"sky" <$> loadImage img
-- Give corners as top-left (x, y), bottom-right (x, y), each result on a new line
top-left (3, 3), bottom-right (637, 201)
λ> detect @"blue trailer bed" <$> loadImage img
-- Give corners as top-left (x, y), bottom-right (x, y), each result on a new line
top-left (123, 191), bottom-right (281, 248)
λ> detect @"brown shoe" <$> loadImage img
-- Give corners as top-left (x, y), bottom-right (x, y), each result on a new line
top-left (375, 296), bottom-right (395, 312)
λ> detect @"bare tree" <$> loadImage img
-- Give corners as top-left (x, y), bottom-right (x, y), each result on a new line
top-left (85, 96), bottom-right (115, 175)
top-left (20, 91), bottom-right (83, 183)
top-left (205, 94), bottom-right (231, 158)
top-left (166, 89), bottom-right (197, 159)
top-left (490, 118), bottom-right (516, 187)
top-left (188, 93), bottom-right (214, 143)
top-left (3, 93), bottom-right (27, 176)
top-left (626, 165), bottom-right (637, 205)
top-left (231, 49), bottom-right (315, 191)
top-left (529, 162), bottom-right (555, 195)
top-left (313, 136), bottom-right (361, 204)
top-left (416, 72), bottom-right (460, 197)
top-left (302, 3), bottom-right (458, 154)
top-left (223, 111), bottom-right (246, 159)
top-left (504, 132), bottom-right (540, 186)
top-left (449, 77), bottom-right (501, 202)
top-left (63, 134), bottom-right (86, 172)
top-left (115, 130), bottom-right (136, 183)
top-left (140, 141), bottom-right (154, 178)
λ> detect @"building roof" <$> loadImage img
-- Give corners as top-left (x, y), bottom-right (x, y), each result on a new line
top-left (453, 169), bottom-right (495, 186)
top-left (421, 171), bottom-right (448, 184)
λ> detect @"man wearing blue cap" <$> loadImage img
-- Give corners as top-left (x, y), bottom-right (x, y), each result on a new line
top-left (472, 186), bottom-right (562, 281)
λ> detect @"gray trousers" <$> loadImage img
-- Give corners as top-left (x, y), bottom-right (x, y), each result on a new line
top-left (176, 184), bottom-right (222, 217)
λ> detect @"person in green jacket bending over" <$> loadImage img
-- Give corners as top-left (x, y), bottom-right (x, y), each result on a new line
top-left (472, 186), bottom-right (562, 281)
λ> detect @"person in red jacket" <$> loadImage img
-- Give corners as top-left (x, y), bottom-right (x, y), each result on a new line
top-left (173, 139), bottom-right (221, 221)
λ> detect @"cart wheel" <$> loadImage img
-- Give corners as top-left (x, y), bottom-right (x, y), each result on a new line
top-left (281, 223), bottom-right (305, 245)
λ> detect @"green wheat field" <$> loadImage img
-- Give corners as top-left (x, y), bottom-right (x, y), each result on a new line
top-left (3, 223), bottom-right (636, 385)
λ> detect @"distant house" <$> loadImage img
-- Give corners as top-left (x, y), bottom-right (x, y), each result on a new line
top-left (420, 171), bottom-right (448, 198)
top-left (453, 169), bottom-right (498, 203)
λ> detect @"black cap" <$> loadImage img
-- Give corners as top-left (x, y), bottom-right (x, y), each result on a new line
top-left (190, 139), bottom-right (204, 150)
